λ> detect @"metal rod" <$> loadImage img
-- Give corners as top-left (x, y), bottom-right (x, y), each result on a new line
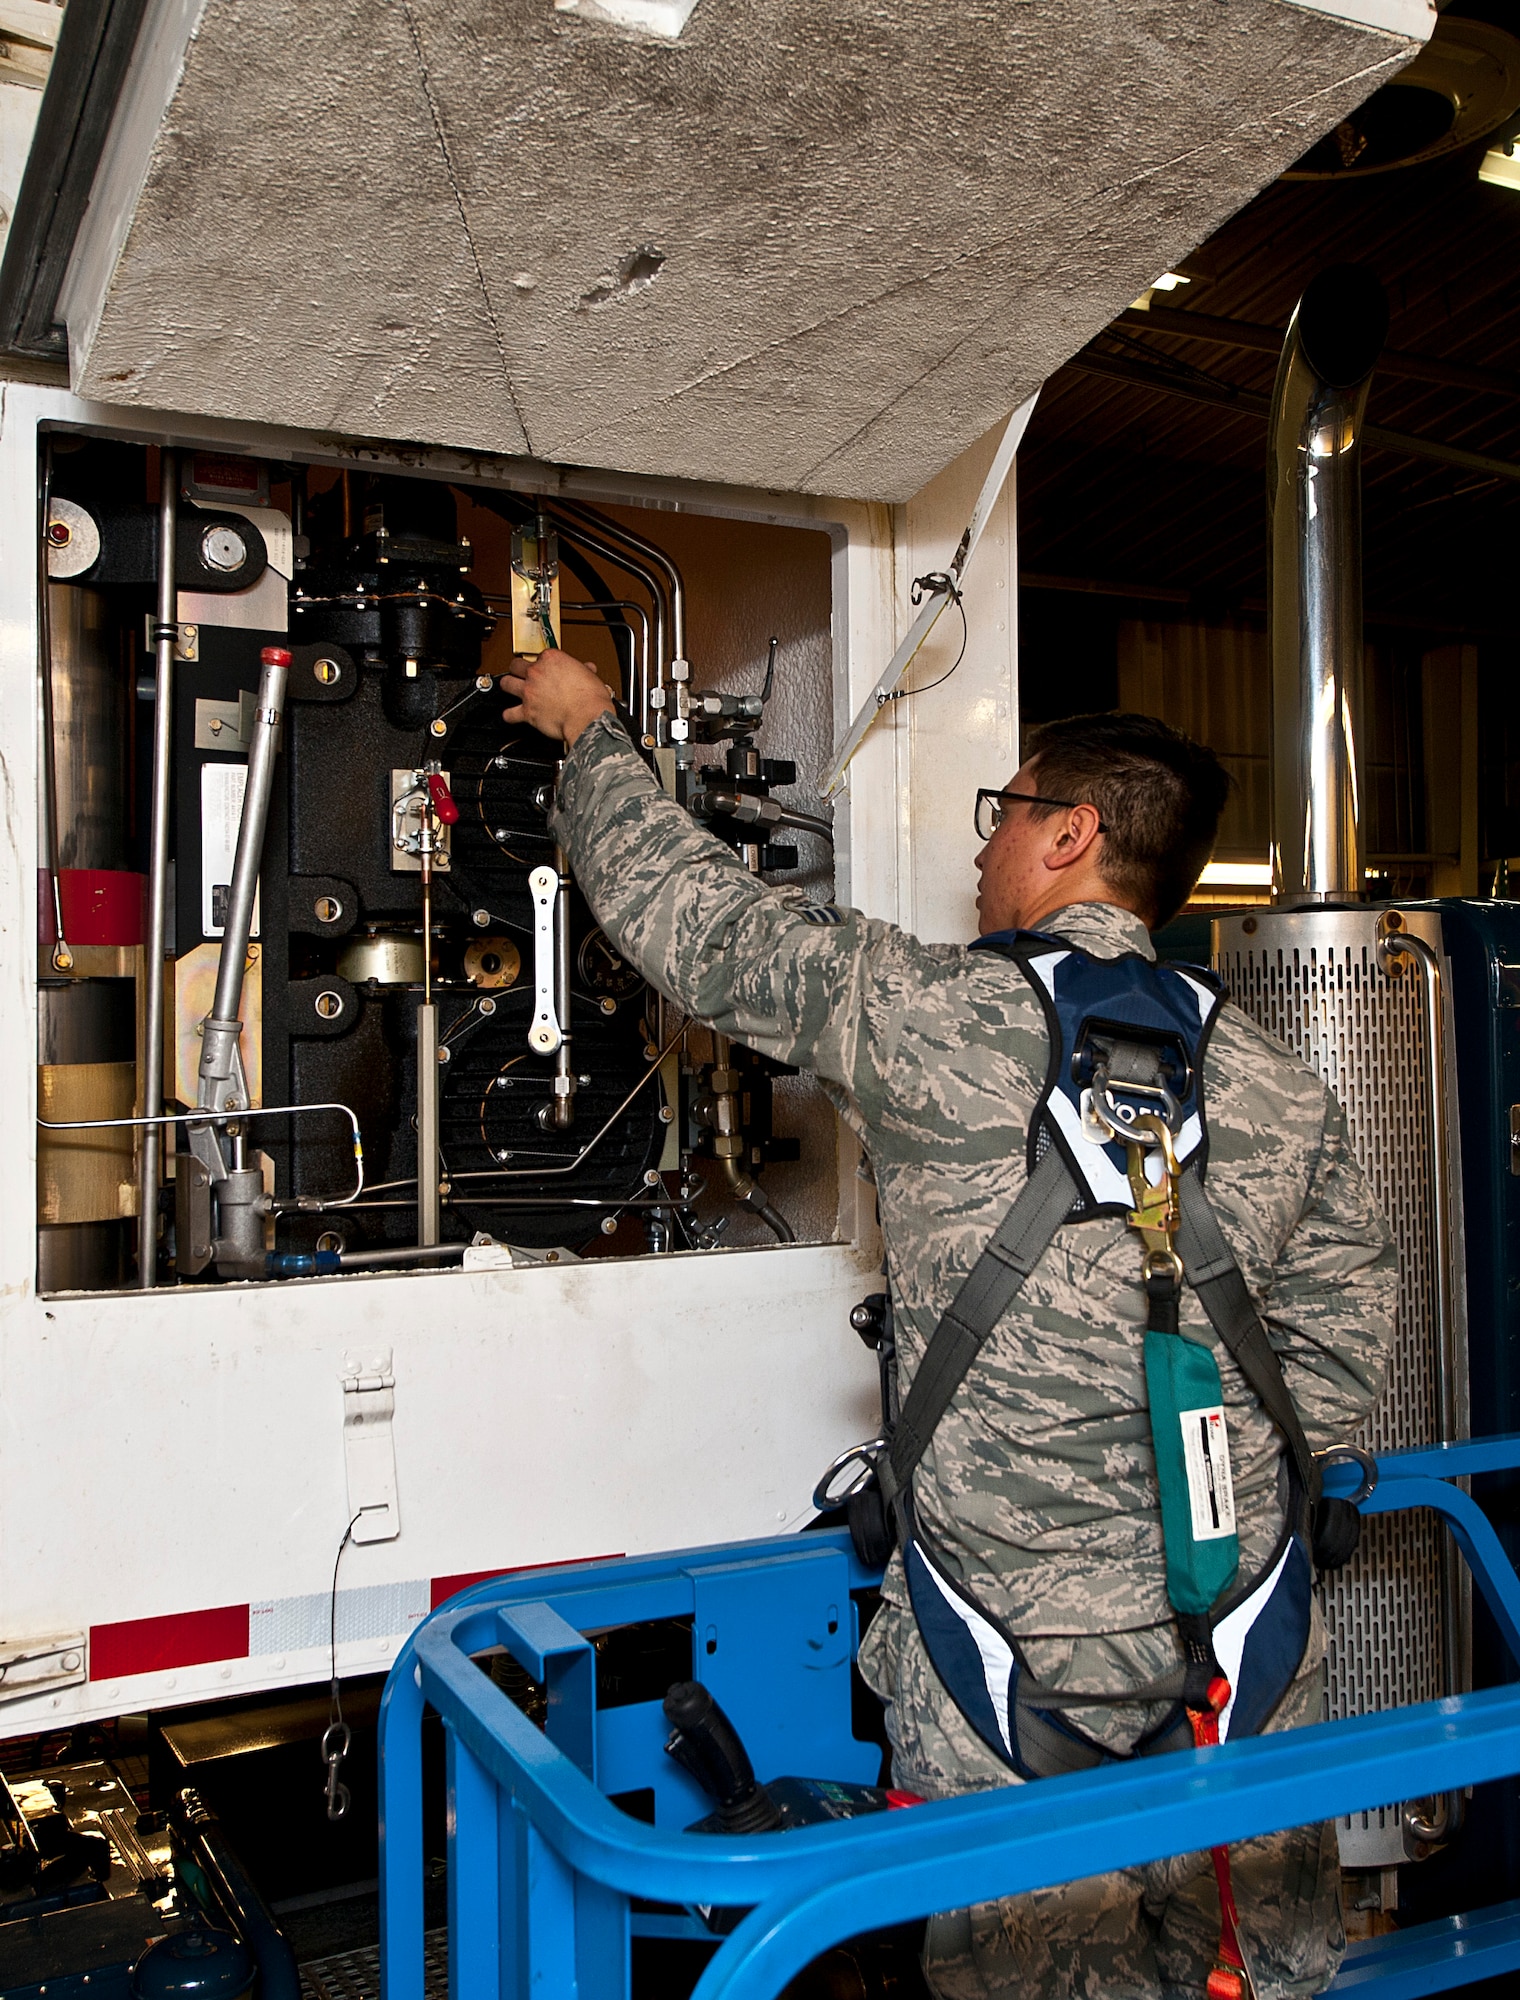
top-left (558, 598), bottom-right (650, 720)
top-left (544, 506), bottom-right (671, 735)
top-left (207, 651), bottom-right (287, 1038)
top-left (339, 1242), bottom-right (466, 1270)
top-left (550, 818), bottom-right (575, 1130)
top-left (553, 498), bottom-right (687, 667)
top-left (1380, 926), bottom-right (1467, 1845)
top-left (416, 1003), bottom-right (440, 1246)
top-left (137, 448), bottom-right (177, 1286)
top-left (40, 1100), bottom-right (365, 1206)
top-left (36, 444), bottom-right (71, 972)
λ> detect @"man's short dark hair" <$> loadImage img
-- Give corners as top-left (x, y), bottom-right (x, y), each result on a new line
top-left (1024, 712), bottom-right (1231, 928)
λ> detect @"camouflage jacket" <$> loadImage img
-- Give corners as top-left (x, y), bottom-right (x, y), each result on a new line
top-left (552, 714), bottom-right (1396, 1760)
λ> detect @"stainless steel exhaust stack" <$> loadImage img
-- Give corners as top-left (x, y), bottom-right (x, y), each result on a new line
top-left (1268, 265), bottom-right (1387, 904)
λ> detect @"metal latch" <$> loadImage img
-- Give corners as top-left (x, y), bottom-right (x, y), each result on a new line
top-left (341, 1348), bottom-right (400, 1543)
top-left (0, 1633), bottom-right (87, 1704)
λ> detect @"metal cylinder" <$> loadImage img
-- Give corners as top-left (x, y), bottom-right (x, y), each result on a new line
top-left (1267, 267), bottom-right (1387, 905)
top-left (139, 450), bottom-right (178, 1285)
top-left (48, 584), bottom-right (129, 870)
top-left (207, 653), bottom-right (288, 1037)
top-left (1214, 905), bottom-right (1463, 1865)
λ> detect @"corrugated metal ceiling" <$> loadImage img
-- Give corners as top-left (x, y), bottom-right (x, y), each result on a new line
top-left (1019, 9), bottom-right (1520, 634)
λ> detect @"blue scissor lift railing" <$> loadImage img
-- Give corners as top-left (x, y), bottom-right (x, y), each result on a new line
top-left (378, 1437), bottom-right (1520, 2000)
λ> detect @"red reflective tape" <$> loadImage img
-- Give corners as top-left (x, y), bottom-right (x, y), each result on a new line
top-left (44, 870), bottom-right (146, 946)
top-left (431, 1554), bottom-right (623, 1611)
top-left (90, 1604), bottom-right (250, 1681)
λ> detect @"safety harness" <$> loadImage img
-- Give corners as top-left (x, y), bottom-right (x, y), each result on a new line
top-left (823, 934), bottom-right (1370, 2000)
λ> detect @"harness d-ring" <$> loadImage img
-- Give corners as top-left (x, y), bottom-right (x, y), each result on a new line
top-left (1314, 1442), bottom-right (1378, 1506)
top-left (812, 1437), bottom-right (887, 1512)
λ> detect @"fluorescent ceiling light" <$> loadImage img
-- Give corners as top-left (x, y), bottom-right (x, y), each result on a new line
top-left (1130, 272), bottom-right (1191, 311)
top-left (1198, 861), bottom-right (1274, 887)
top-left (1480, 145), bottom-right (1520, 191)
top-left (554, 0), bottom-right (701, 35)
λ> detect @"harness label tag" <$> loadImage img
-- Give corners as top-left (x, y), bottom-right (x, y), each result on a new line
top-left (1180, 1404), bottom-right (1236, 1541)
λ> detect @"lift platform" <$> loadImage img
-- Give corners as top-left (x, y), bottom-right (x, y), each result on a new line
top-left (378, 1435), bottom-right (1520, 2000)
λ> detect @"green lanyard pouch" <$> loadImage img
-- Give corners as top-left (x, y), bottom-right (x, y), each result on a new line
top-left (1144, 1326), bottom-right (1240, 1617)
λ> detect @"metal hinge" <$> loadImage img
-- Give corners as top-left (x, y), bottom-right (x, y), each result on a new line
top-left (341, 1348), bottom-right (400, 1544)
top-left (0, 1633), bottom-right (87, 1703)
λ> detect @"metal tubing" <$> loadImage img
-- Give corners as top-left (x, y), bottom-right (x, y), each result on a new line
top-left (546, 512), bottom-right (668, 734)
top-left (560, 598), bottom-right (650, 720)
top-left (339, 1242), bottom-right (466, 1270)
top-left (41, 1101), bottom-right (366, 1210)
top-left (551, 834), bottom-right (575, 1129)
top-left (1267, 269), bottom-right (1386, 904)
top-left (207, 652), bottom-right (287, 1037)
top-left (555, 498), bottom-right (687, 668)
top-left (137, 449), bottom-right (177, 1285)
top-left (1380, 924), bottom-right (1467, 1842)
top-left (36, 446), bottom-right (71, 971)
top-left (416, 1003), bottom-right (440, 1246)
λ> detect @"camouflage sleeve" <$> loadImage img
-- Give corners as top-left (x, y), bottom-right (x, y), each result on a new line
top-left (1261, 1091), bottom-right (1398, 1449)
top-left (549, 711), bottom-right (929, 1115)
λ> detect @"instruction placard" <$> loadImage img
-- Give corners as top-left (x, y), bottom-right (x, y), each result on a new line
top-left (201, 762), bottom-right (261, 940)
top-left (1180, 1404), bottom-right (1236, 1542)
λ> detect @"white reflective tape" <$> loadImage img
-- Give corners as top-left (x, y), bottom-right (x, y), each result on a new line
top-left (1180, 1405), bottom-right (1236, 1541)
top-left (1212, 1537), bottom-right (1294, 1741)
top-left (917, 1555), bottom-right (1015, 1758)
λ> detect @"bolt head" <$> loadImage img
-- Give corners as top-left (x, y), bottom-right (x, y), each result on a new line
top-left (644, 1169), bottom-right (661, 1187)
top-left (473, 908), bottom-right (490, 926)
top-left (601, 1216), bottom-right (618, 1235)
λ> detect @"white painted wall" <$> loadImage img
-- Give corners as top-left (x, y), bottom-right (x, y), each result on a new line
top-left (0, 381), bottom-right (1021, 1733)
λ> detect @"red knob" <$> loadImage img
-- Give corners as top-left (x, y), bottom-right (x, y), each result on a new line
top-left (261, 646), bottom-right (294, 666)
top-left (427, 772), bottom-right (459, 825)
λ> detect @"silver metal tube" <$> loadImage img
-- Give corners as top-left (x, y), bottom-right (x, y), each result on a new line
top-left (554, 498), bottom-right (687, 668)
top-left (1380, 923), bottom-right (1467, 1843)
top-left (559, 599), bottom-right (650, 723)
top-left (137, 450), bottom-right (178, 1286)
top-left (416, 1003), bottom-right (440, 1246)
top-left (545, 513), bottom-right (667, 733)
top-left (551, 838), bottom-right (575, 1129)
top-left (1268, 268), bottom-right (1386, 905)
top-left (208, 652), bottom-right (288, 1035)
top-left (36, 446), bottom-right (71, 972)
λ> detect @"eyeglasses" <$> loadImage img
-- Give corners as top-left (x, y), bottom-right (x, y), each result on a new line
top-left (974, 787), bottom-right (1108, 842)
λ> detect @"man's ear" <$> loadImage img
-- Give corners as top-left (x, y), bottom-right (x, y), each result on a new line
top-left (1045, 803), bottom-right (1105, 870)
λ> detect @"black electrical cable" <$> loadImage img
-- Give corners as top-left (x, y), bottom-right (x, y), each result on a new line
top-left (322, 1511), bottom-right (363, 1823)
top-left (880, 587), bottom-right (970, 707)
top-left (464, 487), bottom-right (635, 686)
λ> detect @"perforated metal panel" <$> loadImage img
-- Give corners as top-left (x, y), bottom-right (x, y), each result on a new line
top-left (301, 1930), bottom-right (447, 1999)
top-left (1214, 908), bottom-right (1455, 1865)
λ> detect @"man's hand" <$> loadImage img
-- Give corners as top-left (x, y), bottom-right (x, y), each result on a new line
top-left (499, 648), bottom-right (615, 749)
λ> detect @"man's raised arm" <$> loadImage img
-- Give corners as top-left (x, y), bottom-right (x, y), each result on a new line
top-left (500, 649), bottom-right (919, 1111)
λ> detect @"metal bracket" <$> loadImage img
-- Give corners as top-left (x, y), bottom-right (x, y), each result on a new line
top-left (0, 1633), bottom-right (87, 1704)
top-left (528, 865), bottom-right (562, 1054)
top-left (341, 1348), bottom-right (401, 1544)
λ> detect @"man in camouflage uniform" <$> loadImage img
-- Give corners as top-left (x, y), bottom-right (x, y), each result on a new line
top-left (501, 649), bottom-right (1396, 2000)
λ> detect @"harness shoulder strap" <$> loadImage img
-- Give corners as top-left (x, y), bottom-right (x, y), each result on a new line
top-left (877, 1143), bottom-right (1075, 1510)
top-left (1175, 1171), bottom-right (1318, 1503)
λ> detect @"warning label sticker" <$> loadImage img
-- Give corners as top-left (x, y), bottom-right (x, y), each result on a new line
top-left (1179, 1404), bottom-right (1236, 1542)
